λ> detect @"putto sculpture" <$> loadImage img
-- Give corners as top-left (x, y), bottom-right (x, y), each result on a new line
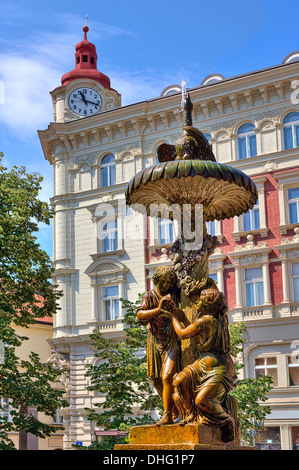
top-left (118, 85), bottom-right (258, 449)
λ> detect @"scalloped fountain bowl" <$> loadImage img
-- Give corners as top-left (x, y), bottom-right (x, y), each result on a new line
top-left (126, 159), bottom-right (258, 222)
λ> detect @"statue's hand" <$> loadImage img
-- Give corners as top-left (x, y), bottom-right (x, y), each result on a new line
top-left (159, 294), bottom-right (171, 306)
top-left (159, 295), bottom-right (176, 314)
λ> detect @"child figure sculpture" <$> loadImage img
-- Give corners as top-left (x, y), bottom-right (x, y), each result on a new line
top-left (169, 287), bottom-right (238, 441)
top-left (136, 265), bottom-right (181, 425)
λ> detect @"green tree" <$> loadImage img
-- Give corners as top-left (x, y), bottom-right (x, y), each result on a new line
top-left (0, 153), bottom-right (68, 450)
top-left (84, 299), bottom-right (272, 450)
top-left (228, 322), bottom-right (273, 445)
top-left (82, 294), bottom-right (162, 450)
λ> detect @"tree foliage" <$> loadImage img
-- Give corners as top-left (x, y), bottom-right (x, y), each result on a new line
top-left (84, 295), bottom-right (161, 436)
top-left (0, 154), bottom-right (68, 449)
top-left (228, 322), bottom-right (273, 445)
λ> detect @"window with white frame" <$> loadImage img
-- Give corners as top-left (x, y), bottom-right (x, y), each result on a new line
top-left (288, 187), bottom-right (299, 224)
top-left (100, 218), bottom-right (118, 253)
top-left (237, 123), bottom-right (257, 159)
top-left (245, 267), bottom-right (264, 307)
top-left (206, 220), bottom-right (216, 236)
top-left (158, 217), bottom-right (174, 244)
top-left (254, 357), bottom-right (278, 386)
top-left (52, 409), bottom-right (63, 425)
top-left (292, 262), bottom-right (299, 302)
top-left (100, 154), bottom-right (116, 188)
top-left (203, 133), bottom-right (212, 144)
top-left (242, 200), bottom-right (260, 231)
top-left (209, 272), bottom-right (217, 283)
top-left (0, 397), bottom-right (11, 422)
top-left (102, 285), bottom-right (119, 321)
top-left (283, 112), bottom-right (299, 150)
top-left (287, 356), bottom-right (299, 387)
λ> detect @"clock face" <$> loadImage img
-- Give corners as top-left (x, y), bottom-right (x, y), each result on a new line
top-left (68, 87), bottom-right (102, 116)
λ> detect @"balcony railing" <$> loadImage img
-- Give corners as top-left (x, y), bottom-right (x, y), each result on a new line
top-left (97, 319), bottom-right (124, 332)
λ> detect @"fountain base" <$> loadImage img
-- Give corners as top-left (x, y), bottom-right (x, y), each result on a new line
top-left (114, 423), bottom-right (256, 451)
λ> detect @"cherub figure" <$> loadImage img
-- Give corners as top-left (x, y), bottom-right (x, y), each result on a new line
top-left (169, 287), bottom-right (238, 441)
top-left (137, 265), bottom-right (181, 425)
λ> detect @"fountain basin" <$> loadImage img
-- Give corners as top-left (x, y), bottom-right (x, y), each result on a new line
top-left (126, 159), bottom-right (258, 222)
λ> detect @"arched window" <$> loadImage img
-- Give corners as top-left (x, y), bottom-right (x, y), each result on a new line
top-left (237, 123), bottom-right (257, 159)
top-left (283, 112), bottom-right (299, 150)
top-left (100, 154), bottom-right (116, 188)
top-left (203, 133), bottom-right (212, 143)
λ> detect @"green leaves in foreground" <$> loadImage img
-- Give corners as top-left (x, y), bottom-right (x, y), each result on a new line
top-left (85, 294), bottom-right (162, 437)
top-left (0, 153), bottom-right (67, 449)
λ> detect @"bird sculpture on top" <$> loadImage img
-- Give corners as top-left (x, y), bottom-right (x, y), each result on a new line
top-left (157, 81), bottom-right (216, 163)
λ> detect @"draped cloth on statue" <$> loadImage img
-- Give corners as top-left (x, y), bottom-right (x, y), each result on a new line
top-left (137, 290), bottom-right (181, 383)
top-left (175, 314), bottom-right (237, 426)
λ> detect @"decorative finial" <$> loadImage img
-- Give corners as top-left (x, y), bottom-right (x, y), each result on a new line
top-left (83, 15), bottom-right (89, 40)
top-left (181, 80), bottom-right (193, 127)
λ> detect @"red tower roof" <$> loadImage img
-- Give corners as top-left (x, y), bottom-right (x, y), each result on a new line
top-left (61, 25), bottom-right (112, 89)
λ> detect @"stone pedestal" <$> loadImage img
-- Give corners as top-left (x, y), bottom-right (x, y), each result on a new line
top-left (114, 423), bottom-right (256, 451)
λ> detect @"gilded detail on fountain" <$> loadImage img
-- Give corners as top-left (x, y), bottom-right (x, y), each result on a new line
top-left (124, 86), bottom-right (258, 446)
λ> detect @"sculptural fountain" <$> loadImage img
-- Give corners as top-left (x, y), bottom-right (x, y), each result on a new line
top-left (115, 86), bottom-right (258, 450)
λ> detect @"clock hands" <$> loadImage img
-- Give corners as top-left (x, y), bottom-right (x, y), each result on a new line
top-left (78, 91), bottom-right (100, 107)
top-left (79, 90), bottom-right (87, 105)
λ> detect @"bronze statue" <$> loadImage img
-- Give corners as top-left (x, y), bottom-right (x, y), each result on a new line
top-left (136, 266), bottom-right (181, 425)
top-left (170, 287), bottom-right (238, 441)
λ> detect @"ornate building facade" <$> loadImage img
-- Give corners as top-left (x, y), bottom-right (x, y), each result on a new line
top-left (38, 27), bottom-right (299, 450)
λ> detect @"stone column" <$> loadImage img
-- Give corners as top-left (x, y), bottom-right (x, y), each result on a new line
top-left (262, 262), bottom-right (272, 305)
top-left (281, 255), bottom-right (291, 303)
top-left (234, 262), bottom-right (242, 308)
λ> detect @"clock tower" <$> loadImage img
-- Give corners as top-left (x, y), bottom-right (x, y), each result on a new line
top-left (51, 24), bottom-right (121, 123)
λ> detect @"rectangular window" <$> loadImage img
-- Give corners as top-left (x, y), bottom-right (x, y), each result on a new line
top-left (243, 200), bottom-right (260, 231)
top-left (288, 187), bottom-right (299, 224)
top-left (292, 262), bottom-right (299, 302)
top-left (52, 410), bottom-right (63, 425)
top-left (103, 286), bottom-right (119, 321)
top-left (283, 126), bottom-right (294, 150)
top-left (287, 356), bottom-right (299, 387)
top-left (101, 164), bottom-right (116, 188)
top-left (245, 267), bottom-right (264, 307)
top-left (254, 357), bottom-right (278, 386)
top-left (237, 137), bottom-right (247, 159)
top-left (0, 397), bottom-right (11, 422)
top-left (101, 219), bottom-right (118, 253)
top-left (158, 218), bottom-right (174, 244)
top-left (249, 134), bottom-right (257, 157)
top-left (206, 220), bottom-right (216, 236)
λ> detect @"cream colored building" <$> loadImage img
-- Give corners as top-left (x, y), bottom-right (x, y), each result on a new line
top-left (39, 26), bottom-right (299, 449)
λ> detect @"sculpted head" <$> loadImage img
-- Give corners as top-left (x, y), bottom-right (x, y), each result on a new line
top-left (153, 265), bottom-right (176, 294)
top-left (196, 288), bottom-right (228, 319)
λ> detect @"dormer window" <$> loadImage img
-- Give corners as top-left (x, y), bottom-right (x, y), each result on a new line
top-left (82, 55), bottom-right (88, 62)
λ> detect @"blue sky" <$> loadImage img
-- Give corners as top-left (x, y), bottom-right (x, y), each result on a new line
top-left (0, 0), bottom-right (298, 258)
